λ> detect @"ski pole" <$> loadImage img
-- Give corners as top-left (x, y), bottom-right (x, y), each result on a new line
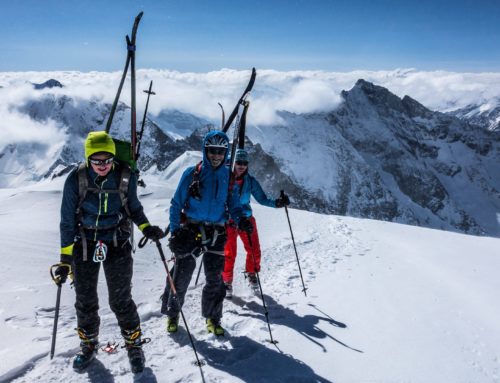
top-left (136, 80), bottom-right (155, 160)
top-left (49, 264), bottom-right (67, 359)
top-left (281, 190), bottom-right (307, 296)
top-left (50, 285), bottom-right (61, 359)
top-left (194, 254), bottom-right (204, 287)
top-left (152, 239), bottom-right (205, 371)
top-left (245, 231), bottom-right (277, 345)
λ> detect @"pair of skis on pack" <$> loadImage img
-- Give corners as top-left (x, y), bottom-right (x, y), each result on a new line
top-left (221, 67), bottom-right (256, 170)
top-left (105, 12), bottom-right (155, 170)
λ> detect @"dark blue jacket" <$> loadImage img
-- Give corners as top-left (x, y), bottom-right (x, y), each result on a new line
top-left (60, 164), bottom-right (149, 249)
top-left (235, 172), bottom-right (276, 217)
top-left (169, 131), bottom-right (243, 233)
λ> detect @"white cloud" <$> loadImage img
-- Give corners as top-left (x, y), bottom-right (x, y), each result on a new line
top-left (1, 68), bottom-right (500, 134)
top-left (0, 83), bottom-right (67, 150)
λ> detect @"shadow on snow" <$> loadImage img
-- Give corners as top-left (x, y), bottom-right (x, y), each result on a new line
top-left (227, 295), bottom-right (363, 354)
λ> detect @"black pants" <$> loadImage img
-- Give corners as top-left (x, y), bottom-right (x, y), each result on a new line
top-left (161, 226), bottom-right (227, 321)
top-left (73, 240), bottom-right (140, 335)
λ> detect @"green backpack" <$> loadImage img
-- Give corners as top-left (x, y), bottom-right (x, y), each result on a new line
top-left (113, 138), bottom-right (137, 171)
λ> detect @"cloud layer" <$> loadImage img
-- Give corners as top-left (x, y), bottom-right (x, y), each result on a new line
top-left (1, 68), bottom-right (500, 149)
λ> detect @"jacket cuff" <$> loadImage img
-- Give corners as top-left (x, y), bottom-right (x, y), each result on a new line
top-left (139, 222), bottom-right (151, 232)
top-left (61, 244), bottom-right (74, 256)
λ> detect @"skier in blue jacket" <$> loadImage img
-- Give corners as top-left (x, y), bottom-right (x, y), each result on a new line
top-left (161, 131), bottom-right (252, 336)
top-left (222, 149), bottom-right (290, 297)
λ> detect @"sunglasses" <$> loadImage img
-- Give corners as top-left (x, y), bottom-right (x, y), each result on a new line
top-left (207, 147), bottom-right (226, 155)
top-left (89, 157), bottom-right (114, 166)
top-left (236, 161), bottom-right (248, 166)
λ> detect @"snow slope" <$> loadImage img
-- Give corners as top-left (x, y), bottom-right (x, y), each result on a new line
top-left (0, 157), bottom-right (499, 383)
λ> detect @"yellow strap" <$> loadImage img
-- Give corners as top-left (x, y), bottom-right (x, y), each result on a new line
top-left (139, 223), bottom-right (150, 232)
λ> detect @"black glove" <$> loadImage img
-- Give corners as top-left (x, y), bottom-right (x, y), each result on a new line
top-left (168, 227), bottom-right (200, 255)
top-left (143, 225), bottom-right (166, 241)
top-left (53, 255), bottom-right (73, 285)
top-left (238, 217), bottom-right (254, 234)
top-left (275, 192), bottom-right (290, 208)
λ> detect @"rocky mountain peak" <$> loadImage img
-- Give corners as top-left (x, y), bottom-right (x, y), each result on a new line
top-left (401, 95), bottom-right (433, 119)
top-left (32, 79), bottom-right (64, 90)
top-left (345, 79), bottom-right (407, 114)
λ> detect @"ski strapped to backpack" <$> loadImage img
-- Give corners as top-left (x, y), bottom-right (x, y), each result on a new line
top-left (218, 68), bottom-right (255, 172)
top-left (104, 12), bottom-right (146, 175)
top-left (222, 68), bottom-right (256, 133)
top-left (105, 12), bottom-right (143, 136)
top-left (229, 100), bottom-right (250, 172)
top-left (76, 163), bottom-right (132, 260)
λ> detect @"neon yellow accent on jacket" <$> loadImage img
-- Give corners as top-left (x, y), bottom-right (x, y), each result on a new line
top-left (139, 223), bottom-right (151, 232)
top-left (61, 244), bottom-right (74, 256)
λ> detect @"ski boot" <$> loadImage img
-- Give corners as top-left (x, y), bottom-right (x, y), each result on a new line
top-left (73, 328), bottom-right (98, 372)
top-left (247, 272), bottom-right (259, 294)
top-left (122, 326), bottom-right (147, 374)
top-left (206, 318), bottom-right (225, 336)
top-left (224, 282), bottom-right (233, 299)
top-left (166, 316), bottom-right (179, 333)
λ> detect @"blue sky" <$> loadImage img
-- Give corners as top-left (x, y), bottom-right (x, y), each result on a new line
top-left (2, 0), bottom-right (500, 72)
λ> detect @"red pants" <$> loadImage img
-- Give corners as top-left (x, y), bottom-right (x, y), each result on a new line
top-left (222, 216), bottom-right (261, 283)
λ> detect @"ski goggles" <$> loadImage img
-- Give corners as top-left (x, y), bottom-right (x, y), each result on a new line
top-left (89, 157), bottom-right (114, 166)
top-left (235, 161), bottom-right (248, 166)
top-left (207, 147), bottom-right (226, 155)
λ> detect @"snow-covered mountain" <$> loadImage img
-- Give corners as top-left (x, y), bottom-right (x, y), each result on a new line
top-left (0, 76), bottom-right (499, 236)
top-left (448, 98), bottom-right (500, 133)
top-left (251, 80), bottom-right (500, 236)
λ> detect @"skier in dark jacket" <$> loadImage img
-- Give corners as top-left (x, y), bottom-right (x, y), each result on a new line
top-left (52, 131), bottom-right (164, 373)
top-left (222, 149), bottom-right (290, 297)
top-left (161, 130), bottom-right (251, 336)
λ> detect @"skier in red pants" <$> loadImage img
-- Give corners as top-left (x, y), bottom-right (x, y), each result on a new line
top-left (222, 149), bottom-right (290, 297)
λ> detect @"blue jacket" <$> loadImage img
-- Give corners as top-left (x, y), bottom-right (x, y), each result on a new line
top-left (234, 172), bottom-right (276, 217)
top-left (169, 131), bottom-right (243, 233)
top-left (60, 164), bottom-right (149, 249)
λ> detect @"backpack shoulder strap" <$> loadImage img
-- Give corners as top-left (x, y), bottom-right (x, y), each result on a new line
top-left (76, 163), bottom-right (88, 213)
top-left (117, 164), bottom-right (132, 217)
top-left (187, 161), bottom-right (203, 201)
top-left (193, 161), bottom-right (202, 181)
